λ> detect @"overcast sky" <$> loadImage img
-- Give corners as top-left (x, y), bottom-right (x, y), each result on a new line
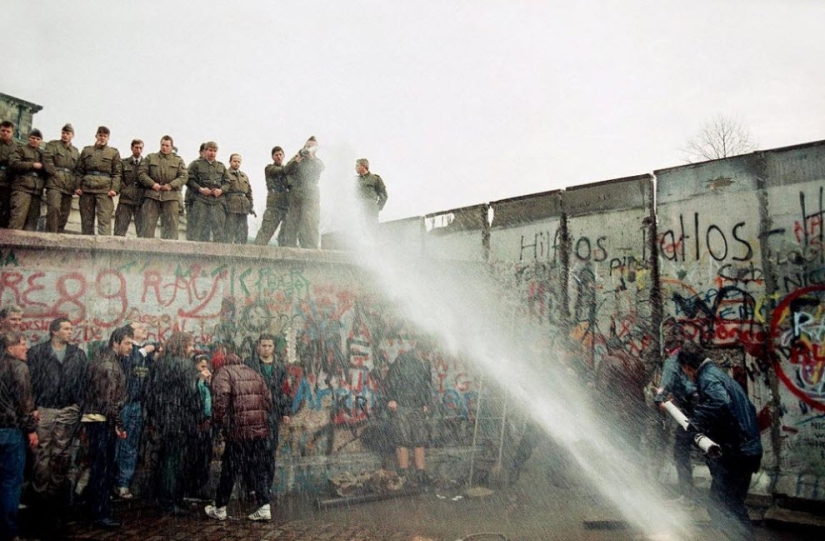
top-left (4, 0), bottom-right (825, 233)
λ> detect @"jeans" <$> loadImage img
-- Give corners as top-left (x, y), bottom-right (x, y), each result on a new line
top-left (87, 423), bottom-right (117, 522)
top-left (707, 454), bottom-right (761, 541)
top-left (115, 402), bottom-right (143, 489)
top-left (0, 429), bottom-right (25, 541)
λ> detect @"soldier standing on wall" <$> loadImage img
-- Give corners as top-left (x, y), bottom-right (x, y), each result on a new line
top-left (0, 120), bottom-right (18, 228)
top-left (8, 129), bottom-right (46, 231)
top-left (281, 136), bottom-right (324, 249)
top-left (355, 158), bottom-right (388, 224)
top-left (43, 124), bottom-right (80, 233)
top-left (139, 135), bottom-right (188, 239)
top-left (75, 126), bottom-right (122, 236)
top-left (114, 139), bottom-right (145, 236)
top-left (187, 141), bottom-right (229, 243)
top-left (224, 153), bottom-right (254, 244)
top-left (253, 146), bottom-right (289, 246)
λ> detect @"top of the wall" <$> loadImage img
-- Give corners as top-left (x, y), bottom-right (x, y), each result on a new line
top-left (761, 140), bottom-right (825, 188)
top-left (0, 230), bottom-right (355, 267)
top-left (490, 189), bottom-right (562, 228)
top-left (563, 174), bottom-right (654, 217)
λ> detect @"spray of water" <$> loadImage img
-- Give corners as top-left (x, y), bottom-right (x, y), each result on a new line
top-left (331, 189), bottom-right (694, 540)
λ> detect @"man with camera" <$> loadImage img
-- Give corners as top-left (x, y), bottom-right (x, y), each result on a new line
top-left (281, 136), bottom-right (324, 249)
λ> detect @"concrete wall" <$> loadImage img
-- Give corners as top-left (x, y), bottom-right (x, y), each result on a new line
top-left (0, 232), bottom-right (480, 493)
top-left (387, 139), bottom-right (825, 504)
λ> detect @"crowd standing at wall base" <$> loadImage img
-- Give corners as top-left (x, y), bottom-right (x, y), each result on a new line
top-left (0, 309), bottom-right (301, 537)
top-left (0, 120), bottom-right (391, 247)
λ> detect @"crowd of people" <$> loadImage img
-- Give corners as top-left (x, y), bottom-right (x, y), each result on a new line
top-left (0, 121), bottom-right (389, 247)
top-left (0, 302), bottom-right (765, 541)
top-left (0, 304), bottom-right (293, 539)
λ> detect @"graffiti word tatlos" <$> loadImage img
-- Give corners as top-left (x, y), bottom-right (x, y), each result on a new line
top-left (659, 213), bottom-right (753, 263)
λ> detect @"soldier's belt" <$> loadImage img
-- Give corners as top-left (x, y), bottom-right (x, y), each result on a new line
top-left (86, 171), bottom-right (111, 177)
top-left (21, 172), bottom-right (40, 177)
top-left (226, 191), bottom-right (248, 195)
top-left (58, 167), bottom-right (74, 173)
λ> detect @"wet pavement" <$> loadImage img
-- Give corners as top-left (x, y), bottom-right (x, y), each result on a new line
top-left (53, 476), bottom-right (822, 541)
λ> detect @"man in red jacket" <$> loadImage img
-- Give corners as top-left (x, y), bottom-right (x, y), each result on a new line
top-left (205, 353), bottom-right (272, 522)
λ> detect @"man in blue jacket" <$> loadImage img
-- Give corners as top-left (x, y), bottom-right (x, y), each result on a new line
top-left (678, 342), bottom-right (762, 541)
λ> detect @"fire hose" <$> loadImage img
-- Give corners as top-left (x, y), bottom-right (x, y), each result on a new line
top-left (662, 400), bottom-right (722, 458)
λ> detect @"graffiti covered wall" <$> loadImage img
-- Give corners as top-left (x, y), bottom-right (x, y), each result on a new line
top-left (0, 234), bottom-right (479, 481)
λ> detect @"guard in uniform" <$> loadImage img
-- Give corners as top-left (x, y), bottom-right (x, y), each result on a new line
top-left (282, 136), bottom-right (324, 249)
top-left (43, 124), bottom-right (80, 233)
top-left (8, 129), bottom-right (46, 231)
top-left (355, 158), bottom-right (388, 223)
top-left (114, 139), bottom-right (144, 236)
top-left (0, 120), bottom-right (19, 228)
top-left (254, 146), bottom-right (289, 246)
top-left (139, 136), bottom-right (188, 239)
top-left (186, 141), bottom-right (229, 243)
top-left (75, 126), bottom-right (122, 236)
top-left (224, 153), bottom-right (254, 244)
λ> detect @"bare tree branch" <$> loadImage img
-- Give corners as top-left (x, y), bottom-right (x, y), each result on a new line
top-left (683, 114), bottom-right (757, 163)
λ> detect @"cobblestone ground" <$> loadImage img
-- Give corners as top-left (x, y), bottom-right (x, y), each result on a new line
top-left (51, 480), bottom-right (822, 541)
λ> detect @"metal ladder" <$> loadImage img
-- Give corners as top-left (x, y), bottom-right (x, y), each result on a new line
top-left (467, 375), bottom-right (509, 486)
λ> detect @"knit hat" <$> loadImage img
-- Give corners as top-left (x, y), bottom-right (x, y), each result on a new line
top-left (61, 123), bottom-right (74, 133)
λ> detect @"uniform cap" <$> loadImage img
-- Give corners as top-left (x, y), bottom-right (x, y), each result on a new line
top-left (29, 129), bottom-right (42, 138)
top-left (62, 123), bottom-right (74, 133)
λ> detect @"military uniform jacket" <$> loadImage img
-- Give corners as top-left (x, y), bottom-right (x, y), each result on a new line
top-left (357, 172), bottom-right (388, 211)
top-left (225, 168), bottom-right (253, 214)
top-left (10, 144), bottom-right (47, 194)
top-left (0, 138), bottom-right (18, 188)
top-left (76, 144), bottom-right (122, 194)
top-left (264, 163), bottom-right (289, 211)
top-left (187, 158), bottom-right (230, 206)
top-left (44, 140), bottom-right (80, 194)
top-left (285, 156), bottom-right (324, 197)
top-left (119, 156), bottom-right (144, 205)
top-left (139, 152), bottom-right (187, 202)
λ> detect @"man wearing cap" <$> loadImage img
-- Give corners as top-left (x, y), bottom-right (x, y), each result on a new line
top-left (282, 136), bottom-right (324, 249)
top-left (187, 141), bottom-right (229, 243)
top-left (0, 120), bottom-right (18, 228)
top-left (114, 139), bottom-right (144, 237)
top-left (42, 124), bottom-right (80, 233)
top-left (75, 126), bottom-right (122, 236)
top-left (8, 129), bottom-right (46, 231)
top-left (225, 153), bottom-right (254, 244)
top-left (139, 136), bottom-right (188, 239)
top-left (355, 158), bottom-right (388, 224)
top-left (254, 146), bottom-right (289, 246)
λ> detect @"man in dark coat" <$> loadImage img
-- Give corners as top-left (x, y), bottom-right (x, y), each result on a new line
top-left (0, 331), bottom-right (38, 541)
top-left (679, 342), bottom-right (762, 541)
top-left (144, 332), bottom-right (202, 515)
top-left (206, 353), bottom-right (272, 522)
top-left (245, 334), bottom-right (291, 492)
top-left (27, 317), bottom-right (87, 533)
top-left (82, 325), bottom-right (133, 530)
top-left (384, 336), bottom-right (434, 486)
